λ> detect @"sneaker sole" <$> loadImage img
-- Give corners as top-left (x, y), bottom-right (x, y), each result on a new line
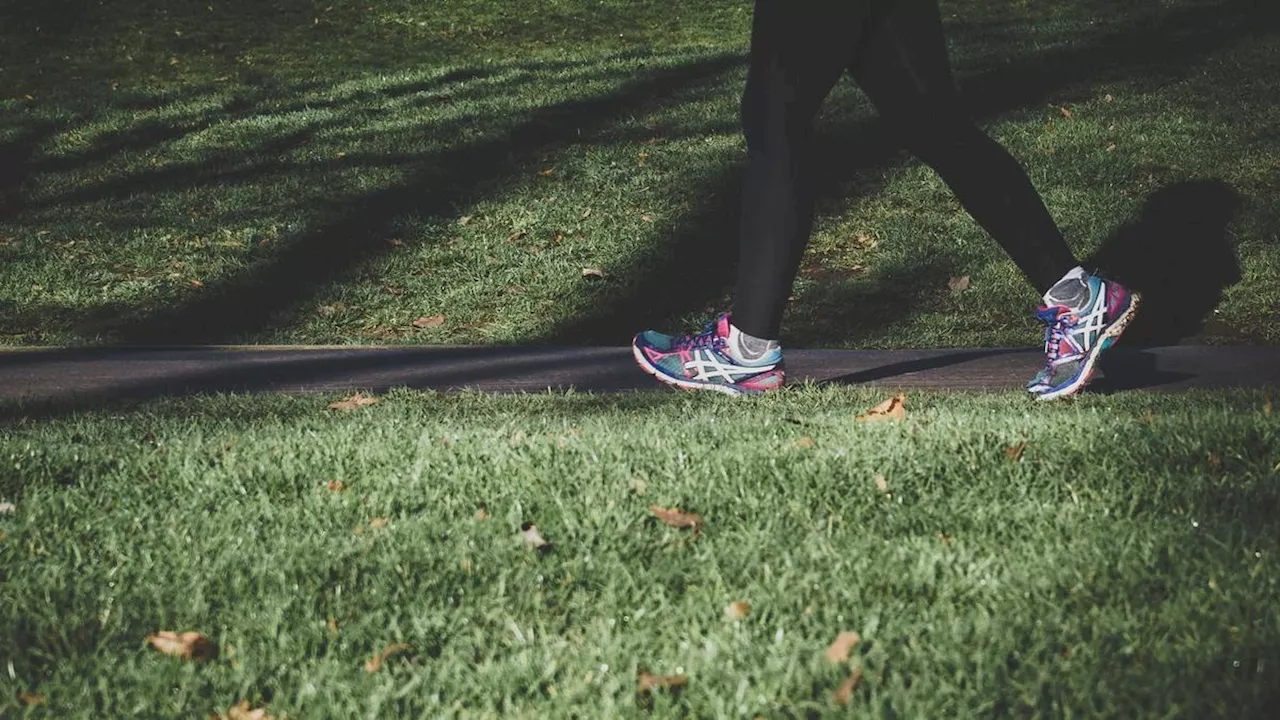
top-left (630, 339), bottom-right (771, 397)
top-left (1036, 292), bottom-right (1142, 401)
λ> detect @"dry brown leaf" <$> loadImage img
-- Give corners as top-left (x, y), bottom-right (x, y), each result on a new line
top-left (326, 480), bottom-right (345, 492)
top-left (1005, 442), bottom-right (1028, 462)
top-left (459, 215), bottom-right (473, 226)
top-left (857, 394), bottom-right (906, 423)
top-left (1264, 393), bottom-right (1272, 415)
top-left (637, 670), bottom-right (688, 693)
top-left (649, 504), bottom-right (703, 530)
top-left (521, 523), bottom-right (550, 549)
top-left (824, 631), bottom-right (861, 663)
top-left (147, 631), bottom-right (217, 661)
top-left (190, 279), bottom-right (204, 288)
top-left (948, 275), bottom-right (971, 293)
top-left (327, 616), bottom-right (339, 634)
top-left (1106, 143), bottom-right (1117, 152)
top-left (641, 214), bottom-right (654, 223)
top-left (386, 237), bottom-right (404, 247)
top-left (364, 642), bottom-right (412, 673)
top-left (538, 168), bottom-right (554, 177)
top-left (217, 699), bottom-right (276, 720)
top-left (581, 267), bottom-right (607, 279)
top-left (17, 691), bottom-right (45, 707)
top-left (874, 474), bottom-right (889, 493)
top-left (725, 600), bottom-right (751, 620)
top-left (328, 392), bottom-right (378, 411)
top-left (794, 436), bottom-right (815, 449)
top-left (411, 315), bottom-right (445, 329)
top-left (505, 229), bottom-right (527, 243)
top-left (832, 667), bottom-right (864, 706)
top-left (1059, 106), bottom-right (1074, 120)
top-left (475, 504), bottom-right (489, 521)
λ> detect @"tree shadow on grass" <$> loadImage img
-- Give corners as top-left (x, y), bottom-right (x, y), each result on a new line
top-left (537, 0), bottom-right (1278, 348)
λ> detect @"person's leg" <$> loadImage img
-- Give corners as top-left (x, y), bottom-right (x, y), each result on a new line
top-left (850, 0), bottom-right (1078, 296)
top-left (729, 1), bottom-right (876, 342)
top-left (851, 0), bottom-right (1139, 399)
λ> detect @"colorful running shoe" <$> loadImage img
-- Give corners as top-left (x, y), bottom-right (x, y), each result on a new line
top-left (632, 314), bottom-right (785, 396)
top-left (1029, 274), bottom-right (1141, 400)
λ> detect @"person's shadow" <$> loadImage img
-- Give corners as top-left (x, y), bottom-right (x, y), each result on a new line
top-left (1086, 179), bottom-right (1243, 390)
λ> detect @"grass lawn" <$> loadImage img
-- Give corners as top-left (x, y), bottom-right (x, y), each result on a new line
top-left (0, 0), bottom-right (1278, 348)
top-left (1, 387), bottom-right (1278, 717)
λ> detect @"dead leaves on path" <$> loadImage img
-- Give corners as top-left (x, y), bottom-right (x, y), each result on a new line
top-left (147, 631), bottom-right (218, 661)
top-left (857, 393), bottom-right (906, 423)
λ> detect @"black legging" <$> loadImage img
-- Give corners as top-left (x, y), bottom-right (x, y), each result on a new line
top-left (731, 0), bottom-right (1079, 340)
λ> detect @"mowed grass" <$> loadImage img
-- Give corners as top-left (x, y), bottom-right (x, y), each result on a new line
top-left (0, 0), bottom-right (1278, 348)
top-left (1, 388), bottom-right (1279, 717)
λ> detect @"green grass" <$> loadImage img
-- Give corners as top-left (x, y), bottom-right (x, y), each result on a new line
top-left (1, 0), bottom-right (1277, 348)
top-left (1, 387), bottom-right (1278, 717)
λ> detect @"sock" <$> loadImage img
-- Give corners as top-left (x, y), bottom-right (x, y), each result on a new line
top-left (1043, 266), bottom-right (1092, 310)
top-left (727, 322), bottom-right (780, 364)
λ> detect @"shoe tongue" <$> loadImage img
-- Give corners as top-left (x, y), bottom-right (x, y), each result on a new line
top-left (1035, 305), bottom-right (1069, 324)
top-left (716, 313), bottom-right (733, 338)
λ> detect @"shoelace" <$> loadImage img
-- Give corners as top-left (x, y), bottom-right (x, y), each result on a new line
top-left (1040, 309), bottom-right (1078, 371)
top-left (673, 320), bottom-right (725, 352)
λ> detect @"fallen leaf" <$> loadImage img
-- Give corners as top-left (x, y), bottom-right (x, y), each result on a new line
top-left (327, 616), bottom-right (339, 633)
top-left (326, 480), bottom-right (345, 492)
top-left (725, 600), bottom-right (750, 620)
top-left (1005, 442), bottom-right (1028, 461)
top-left (364, 642), bottom-right (412, 673)
top-left (0, 501), bottom-right (14, 515)
top-left (412, 315), bottom-right (445, 329)
top-left (218, 699), bottom-right (275, 720)
top-left (382, 284), bottom-right (404, 296)
top-left (794, 436), bottom-right (815, 449)
top-left (874, 474), bottom-right (889, 493)
top-left (386, 237), bottom-right (404, 247)
top-left (581, 207), bottom-right (593, 219)
top-left (189, 279), bottom-right (204, 288)
top-left (475, 504), bottom-right (489, 521)
top-left (641, 214), bottom-right (654, 223)
top-left (857, 394), bottom-right (906, 423)
top-left (948, 275), bottom-right (971, 293)
top-left (17, 691), bottom-right (45, 707)
top-left (328, 392), bottom-right (378, 411)
top-left (505, 229), bottom-right (527, 243)
top-left (649, 504), bottom-right (703, 530)
top-left (1103, 93), bottom-right (1114, 103)
top-left (369, 517), bottom-right (389, 529)
top-left (1059, 106), bottom-right (1074, 120)
top-left (552, 231), bottom-right (565, 243)
top-left (825, 631), bottom-right (861, 663)
top-left (1207, 452), bottom-right (1223, 473)
top-left (581, 267), bottom-right (607, 279)
top-left (459, 215), bottom-right (473, 226)
top-left (538, 168), bottom-right (554, 177)
top-left (317, 302), bottom-right (345, 316)
top-left (521, 523), bottom-right (550, 549)
top-left (1264, 394), bottom-right (1272, 415)
top-left (147, 631), bottom-right (217, 661)
top-left (939, 532), bottom-right (952, 546)
top-left (853, 232), bottom-right (877, 249)
top-left (1106, 143), bottom-right (1117, 152)
top-left (832, 667), bottom-right (864, 706)
top-left (637, 670), bottom-right (688, 694)
top-left (169, 56), bottom-right (181, 66)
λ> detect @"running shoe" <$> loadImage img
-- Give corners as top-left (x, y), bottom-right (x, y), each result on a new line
top-left (632, 313), bottom-right (785, 396)
top-left (1029, 274), bottom-right (1141, 400)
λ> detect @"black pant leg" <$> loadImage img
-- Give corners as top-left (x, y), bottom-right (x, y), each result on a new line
top-left (851, 0), bottom-right (1078, 295)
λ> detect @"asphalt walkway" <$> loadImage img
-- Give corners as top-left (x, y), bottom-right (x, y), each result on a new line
top-left (0, 345), bottom-right (1275, 406)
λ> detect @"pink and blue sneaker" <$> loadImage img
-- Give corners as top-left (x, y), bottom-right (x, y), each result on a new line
top-left (632, 314), bottom-right (785, 396)
top-left (1028, 273), bottom-right (1141, 400)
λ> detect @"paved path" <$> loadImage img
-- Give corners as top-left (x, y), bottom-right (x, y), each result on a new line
top-left (0, 346), bottom-right (1275, 405)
